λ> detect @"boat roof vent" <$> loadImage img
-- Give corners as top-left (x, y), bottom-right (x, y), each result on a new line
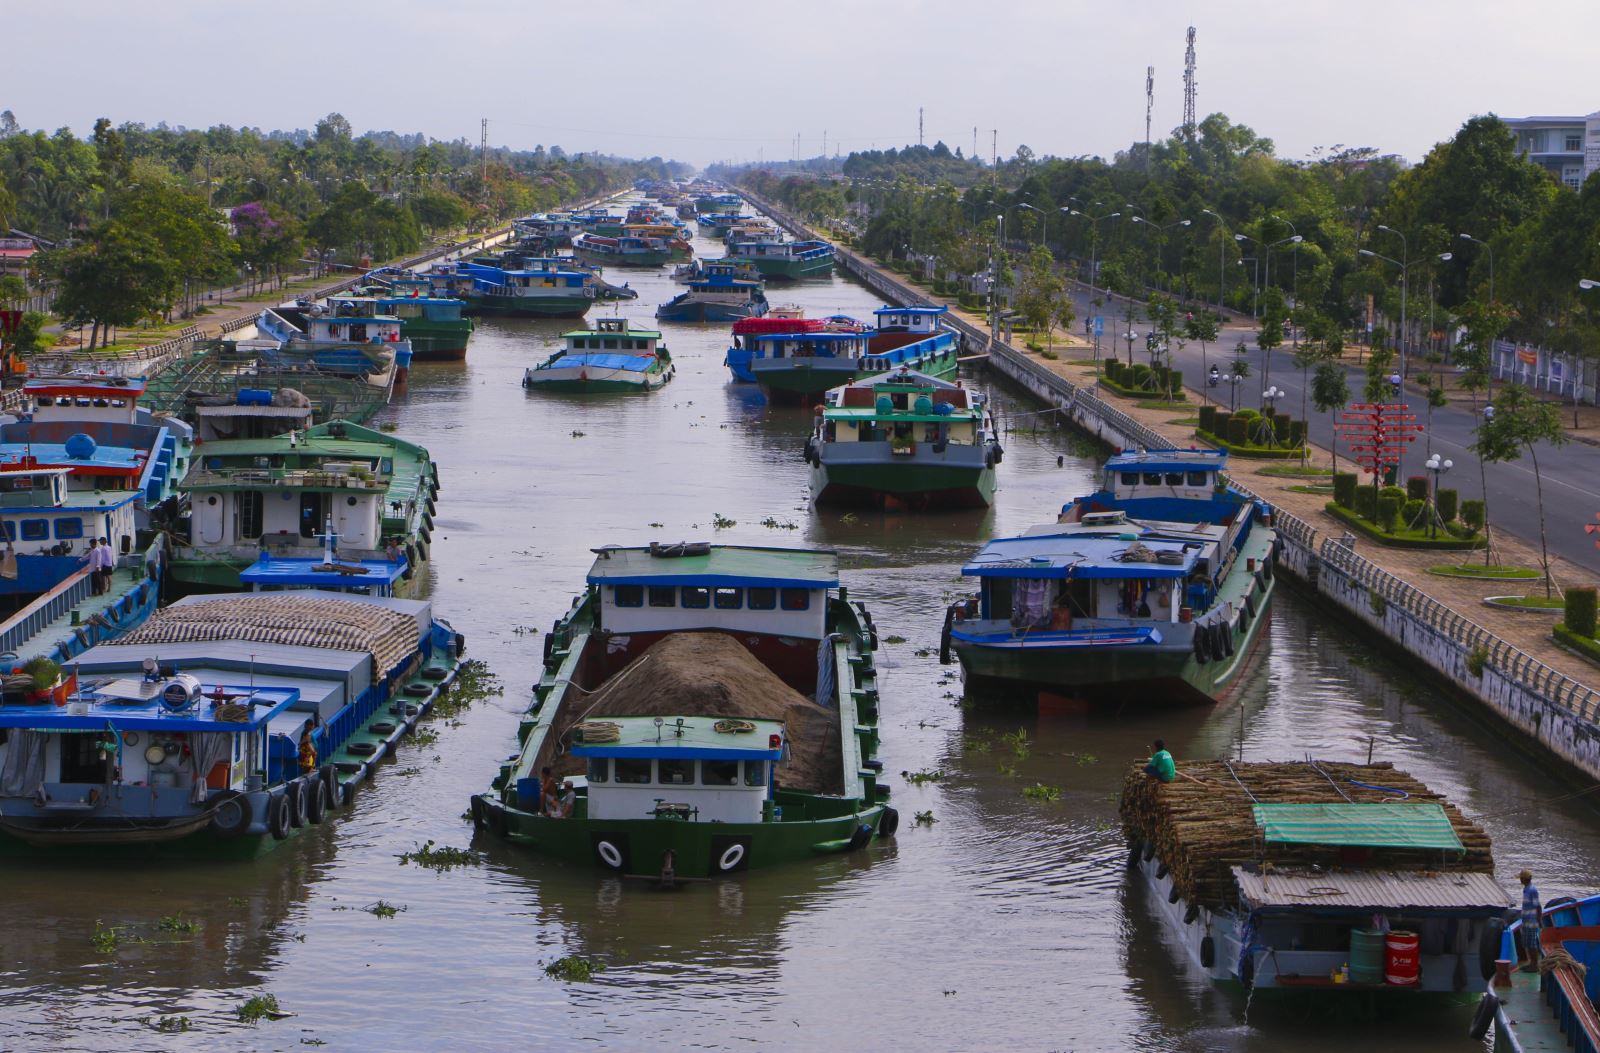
top-left (1081, 511), bottom-right (1128, 527)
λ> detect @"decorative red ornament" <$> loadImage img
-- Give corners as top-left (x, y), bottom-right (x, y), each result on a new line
top-left (1585, 512), bottom-right (1600, 550)
top-left (1332, 403), bottom-right (1424, 479)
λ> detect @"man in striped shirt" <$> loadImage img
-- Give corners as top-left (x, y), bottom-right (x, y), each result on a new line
top-left (1518, 869), bottom-right (1542, 971)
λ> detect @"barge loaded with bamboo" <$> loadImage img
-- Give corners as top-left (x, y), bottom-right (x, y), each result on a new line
top-left (1119, 759), bottom-right (1508, 996)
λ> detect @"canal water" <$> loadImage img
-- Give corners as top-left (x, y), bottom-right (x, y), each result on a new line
top-left (3, 199), bottom-right (1598, 1052)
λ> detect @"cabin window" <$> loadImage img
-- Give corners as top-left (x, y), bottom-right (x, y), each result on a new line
top-left (614, 758), bottom-right (652, 784)
top-left (658, 759), bottom-right (694, 785)
top-left (713, 587), bottom-right (742, 610)
top-left (1143, 473), bottom-right (1163, 486)
top-left (603, 338), bottom-right (618, 350)
top-left (747, 587), bottom-right (777, 610)
top-left (587, 758), bottom-right (609, 783)
top-left (780, 588), bottom-right (811, 611)
top-left (20, 519), bottom-right (47, 541)
top-left (1165, 472), bottom-right (1184, 486)
top-left (681, 586), bottom-right (710, 609)
top-left (648, 586), bottom-right (675, 608)
top-left (1187, 471), bottom-right (1208, 487)
top-left (743, 761), bottom-right (766, 787)
top-left (701, 759), bottom-right (738, 786)
top-left (54, 518), bottom-right (83, 540)
top-left (0, 523), bottom-right (12, 541)
top-left (237, 491), bottom-right (264, 540)
top-left (613, 584), bottom-right (644, 607)
top-left (1120, 471), bottom-right (1139, 486)
top-left (299, 493), bottom-right (326, 539)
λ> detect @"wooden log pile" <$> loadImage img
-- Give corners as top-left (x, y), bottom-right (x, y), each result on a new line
top-left (1119, 760), bottom-right (1493, 910)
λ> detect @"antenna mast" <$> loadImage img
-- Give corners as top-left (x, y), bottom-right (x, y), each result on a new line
top-left (919, 107), bottom-right (924, 146)
top-left (1183, 26), bottom-right (1198, 140)
top-left (1144, 65), bottom-right (1154, 163)
top-left (991, 129), bottom-right (997, 188)
top-left (479, 118), bottom-right (488, 189)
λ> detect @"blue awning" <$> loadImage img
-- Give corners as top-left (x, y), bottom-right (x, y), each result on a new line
top-left (240, 555), bottom-right (406, 588)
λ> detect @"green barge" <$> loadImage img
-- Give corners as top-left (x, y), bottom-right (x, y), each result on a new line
top-left (471, 543), bottom-right (895, 879)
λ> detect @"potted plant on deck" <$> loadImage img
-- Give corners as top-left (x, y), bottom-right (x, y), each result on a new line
top-left (890, 434), bottom-right (916, 457)
top-left (21, 656), bottom-right (70, 705)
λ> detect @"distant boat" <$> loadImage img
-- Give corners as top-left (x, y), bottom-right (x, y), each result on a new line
top-left (357, 275), bottom-right (473, 361)
top-left (726, 238), bottom-right (835, 280)
top-left (748, 306), bottom-right (960, 404)
top-left (696, 212), bottom-right (744, 237)
top-left (523, 318), bottom-right (675, 394)
top-left (253, 301), bottom-right (408, 393)
top-left (573, 232), bottom-right (679, 269)
top-left (808, 368), bottom-right (1000, 510)
top-left (656, 262), bottom-right (768, 323)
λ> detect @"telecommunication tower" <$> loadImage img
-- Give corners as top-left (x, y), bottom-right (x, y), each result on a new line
top-left (479, 118), bottom-right (488, 187)
top-left (919, 107), bottom-right (924, 146)
top-left (1183, 26), bottom-right (1198, 140)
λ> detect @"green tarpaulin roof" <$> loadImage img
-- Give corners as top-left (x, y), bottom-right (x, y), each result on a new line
top-left (1251, 802), bottom-right (1465, 852)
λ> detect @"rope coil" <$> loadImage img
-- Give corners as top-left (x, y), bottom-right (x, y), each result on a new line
top-left (713, 719), bottom-right (757, 734)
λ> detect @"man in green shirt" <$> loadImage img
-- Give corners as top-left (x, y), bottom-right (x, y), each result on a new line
top-left (1144, 739), bottom-right (1176, 783)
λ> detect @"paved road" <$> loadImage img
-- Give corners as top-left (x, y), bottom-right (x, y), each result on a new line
top-left (1056, 283), bottom-right (1600, 576)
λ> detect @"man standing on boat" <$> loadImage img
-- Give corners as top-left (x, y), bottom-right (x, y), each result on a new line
top-left (1518, 869), bottom-right (1542, 971)
top-left (1144, 740), bottom-right (1176, 783)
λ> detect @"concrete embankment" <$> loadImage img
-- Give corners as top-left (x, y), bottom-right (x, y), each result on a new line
top-left (742, 188), bottom-right (1600, 784)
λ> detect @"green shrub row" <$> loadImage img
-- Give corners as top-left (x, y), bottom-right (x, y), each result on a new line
top-left (1567, 587), bottom-right (1598, 639)
top-left (1193, 428), bottom-right (1308, 459)
top-left (1554, 622), bottom-right (1600, 668)
top-left (1322, 502), bottom-right (1486, 549)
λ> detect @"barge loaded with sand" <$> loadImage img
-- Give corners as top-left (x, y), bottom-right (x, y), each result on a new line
top-left (1119, 759), bottom-right (1508, 996)
top-left (471, 543), bottom-right (893, 879)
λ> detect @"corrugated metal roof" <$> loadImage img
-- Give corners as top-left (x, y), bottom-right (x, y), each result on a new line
top-left (1232, 867), bottom-right (1508, 911)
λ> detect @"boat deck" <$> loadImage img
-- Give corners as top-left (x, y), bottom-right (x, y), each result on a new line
top-left (14, 566), bottom-right (149, 663)
top-left (1495, 970), bottom-right (1569, 1052)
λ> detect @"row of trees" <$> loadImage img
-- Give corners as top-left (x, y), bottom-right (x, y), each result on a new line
top-left (0, 111), bottom-right (690, 348)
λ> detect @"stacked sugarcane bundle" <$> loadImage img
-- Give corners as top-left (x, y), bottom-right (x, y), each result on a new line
top-left (1118, 760), bottom-right (1494, 909)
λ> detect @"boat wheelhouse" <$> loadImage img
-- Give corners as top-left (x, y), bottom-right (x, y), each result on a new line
top-left (696, 212), bottom-right (743, 237)
top-left (253, 301), bottom-right (408, 390)
top-left (170, 420), bottom-right (439, 595)
top-left (942, 448), bottom-right (1276, 706)
top-left (727, 238), bottom-right (834, 280)
top-left (748, 305), bottom-right (960, 404)
top-left (1122, 760), bottom-right (1506, 998)
top-left (655, 262), bottom-right (769, 323)
top-left (672, 256), bottom-right (760, 284)
top-left (522, 318), bottom-right (674, 394)
top-left (0, 590), bottom-right (463, 853)
top-left (470, 543), bottom-right (891, 879)
top-left (695, 192), bottom-right (743, 215)
top-left (572, 232), bottom-right (679, 269)
top-left (441, 256), bottom-right (599, 318)
top-left (807, 369), bottom-right (1000, 510)
top-left (358, 276), bottom-right (474, 360)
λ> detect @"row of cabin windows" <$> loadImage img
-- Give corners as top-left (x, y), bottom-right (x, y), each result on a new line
top-left (588, 757), bottom-right (767, 787)
top-left (611, 584), bottom-right (810, 611)
top-left (1120, 470), bottom-right (1210, 488)
top-left (572, 337), bottom-right (652, 351)
top-left (4, 518), bottom-right (87, 541)
top-left (35, 396), bottom-right (129, 408)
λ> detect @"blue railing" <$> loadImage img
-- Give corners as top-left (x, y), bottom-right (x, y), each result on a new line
top-left (0, 569), bottom-right (94, 655)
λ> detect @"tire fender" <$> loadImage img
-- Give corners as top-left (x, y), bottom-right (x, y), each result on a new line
top-left (268, 793), bottom-right (291, 840)
top-left (207, 790), bottom-right (252, 838)
top-left (877, 807), bottom-right (899, 837)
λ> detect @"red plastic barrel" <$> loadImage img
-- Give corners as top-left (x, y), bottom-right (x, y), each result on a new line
top-left (1384, 931), bottom-right (1420, 985)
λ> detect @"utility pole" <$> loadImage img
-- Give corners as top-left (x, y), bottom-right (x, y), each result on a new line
top-left (972, 126), bottom-right (978, 161)
top-left (479, 118), bottom-right (488, 191)
top-left (1145, 65), bottom-right (1154, 169)
top-left (991, 129), bottom-right (997, 188)
top-left (919, 107), bottom-right (924, 147)
top-left (822, 129), bottom-right (827, 157)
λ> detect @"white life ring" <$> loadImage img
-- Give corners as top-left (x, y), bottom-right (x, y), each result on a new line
top-left (718, 843), bottom-right (746, 871)
top-left (596, 840), bottom-right (623, 869)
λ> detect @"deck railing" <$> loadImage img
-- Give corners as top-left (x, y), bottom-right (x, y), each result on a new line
top-left (0, 568), bottom-right (94, 655)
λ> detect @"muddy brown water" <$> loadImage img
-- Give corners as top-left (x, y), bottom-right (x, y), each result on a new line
top-left (3, 201), bottom-right (1597, 1052)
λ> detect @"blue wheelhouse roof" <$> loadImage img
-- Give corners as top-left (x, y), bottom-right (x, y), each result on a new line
top-left (0, 684), bottom-right (300, 733)
top-left (1104, 448), bottom-right (1229, 474)
top-left (587, 544), bottom-right (838, 589)
top-left (873, 306), bottom-right (947, 317)
top-left (962, 533), bottom-right (1199, 580)
top-left (240, 555), bottom-right (407, 588)
top-left (546, 353), bottom-right (658, 372)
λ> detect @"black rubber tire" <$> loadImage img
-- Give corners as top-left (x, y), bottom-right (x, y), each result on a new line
top-left (1245, 593), bottom-right (1257, 619)
top-left (1142, 842), bottom-right (1156, 862)
top-left (1240, 952), bottom-right (1255, 986)
top-left (1126, 844), bottom-right (1141, 870)
top-left (470, 795), bottom-right (487, 832)
top-left (543, 632), bottom-right (556, 666)
top-left (305, 778), bottom-right (328, 825)
top-left (1193, 626), bottom-right (1210, 665)
top-left (1220, 622), bottom-right (1235, 657)
top-left (1468, 992), bottom-right (1498, 1041)
top-left (1168, 884), bottom-right (1183, 904)
top-left (1479, 916), bottom-right (1505, 981)
top-left (268, 793), bottom-right (291, 840)
top-left (878, 807), bottom-right (899, 837)
top-left (847, 823), bottom-right (873, 852)
top-left (1183, 902), bottom-right (1200, 925)
top-left (319, 763), bottom-right (340, 809)
top-left (1200, 935), bottom-right (1216, 968)
top-left (208, 790), bottom-right (251, 837)
top-left (286, 780), bottom-right (308, 828)
top-left (1156, 861), bottom-right (1170, 880)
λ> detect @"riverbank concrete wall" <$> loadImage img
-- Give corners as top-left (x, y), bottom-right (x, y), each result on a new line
top-left (741, 188), bottom-right (1600, 784)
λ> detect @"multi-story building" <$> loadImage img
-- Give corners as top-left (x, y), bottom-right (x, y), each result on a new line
top-left (1501, 112), bottom-right (1600, 189)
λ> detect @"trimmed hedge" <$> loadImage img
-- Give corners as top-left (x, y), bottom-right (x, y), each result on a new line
top-left (1567, 587), bottom-right (1599, 639)
top-left (1462, 500), bottom-right (1486, 532)
top-left (1401, 498), bottom-right (1426, 527)
top-left (1099, 376), bottom-right (1185, 401)
top-left (1406, 475), bottom-right (1429, 502)
top-left (1554, 622), bottom-right (1600, 668)
top-left (1198, 405), bottom-right (1217, 433)
top-left (1194, 428), bottom-right (1310, 459)
top-left (1376, 494), bottom-right (1402, 532)
top-left (1333, 472), bottom-right (1358, 508)
top-left (1353, 486), bottom-right (1377, 521)
top-left (1226, 416), bottom-right (1248, 445)
top-left (1213, 410), bottom-right (1233, 437)
top-left (1323, 502), bottom-right (1487, 550)
top-left (1437, 488), bottom-right (1458, 524)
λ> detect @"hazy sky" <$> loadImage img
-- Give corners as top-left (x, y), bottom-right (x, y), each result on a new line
top-left (4, 1), bottom-right (1597, 169)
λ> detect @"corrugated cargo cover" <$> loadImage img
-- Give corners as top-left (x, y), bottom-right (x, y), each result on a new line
top-left (1233, 867), bottom-right (1508, 912)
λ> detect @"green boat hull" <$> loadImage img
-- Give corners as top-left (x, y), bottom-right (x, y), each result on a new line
top-left (521, 376), bottom-right (665, 394)
top-left (474, 795), bottom-right (886, 879)
top-left (462, 294), bottom-right (592, 319)
top-left (811, 460), bottom-right (995, 510)
top-left (401, 318), bottom-right (474, 361)
top-left (742, 255), bottom-right (834, 280)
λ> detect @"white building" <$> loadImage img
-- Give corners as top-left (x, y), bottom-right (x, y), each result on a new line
top-left (1501, 111), bottom-right (1600, 189)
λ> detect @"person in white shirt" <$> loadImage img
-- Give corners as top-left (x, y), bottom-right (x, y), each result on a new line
top-left (95, 537), bottom-right (116, 592)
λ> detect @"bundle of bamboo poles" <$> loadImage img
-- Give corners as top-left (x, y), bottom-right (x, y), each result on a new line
top-left (1119, 760), bottom-right (1493, 910)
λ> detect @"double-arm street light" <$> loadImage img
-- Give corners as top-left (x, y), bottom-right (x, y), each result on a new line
top-left (1201, 208), bottom-right (1228, 310)
top-left (1131, 216), bottom-right (1193, 291)
top-left (1070, 208), bottom-right (1120, 302)
top-left (1271, 214), bottom-right (1300, 345)
top-left (1375, 224), bottom-right (1411, 376)
top-left (1234, 234), bottom-right (1260, 317)
top-left (1358, 242), bottom-right (1412, 378)
top-left (1579, 278), bottom-right (1600, 290)
top-left (1017, 202), bottom-right (1047, 248)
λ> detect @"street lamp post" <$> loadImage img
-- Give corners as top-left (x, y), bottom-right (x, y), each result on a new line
top-left (1201, 208), bottom-right (1228, 310)
top-left (1131, 216), bottom-right (1193, 292)
top-left (1424, 454), bottom-right (1453, 538)
top-left (1358, 246), bottom-right (1410, 377)
top-left (1261, 385), bottom-right (1285, 445)
top-left (1018, 203), bottom-right (1047, 248)
top-left (1228, 372), bottom-right (1241, 412)
top-left (1377, 224), bottom-right (1411, 377)
top-left (1070, 208), bottom-right (1120, 304)
top-left (1235, 252), bottom-right (1259, 318)
top-left (1272, 215), bottom-right (1300, 345)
